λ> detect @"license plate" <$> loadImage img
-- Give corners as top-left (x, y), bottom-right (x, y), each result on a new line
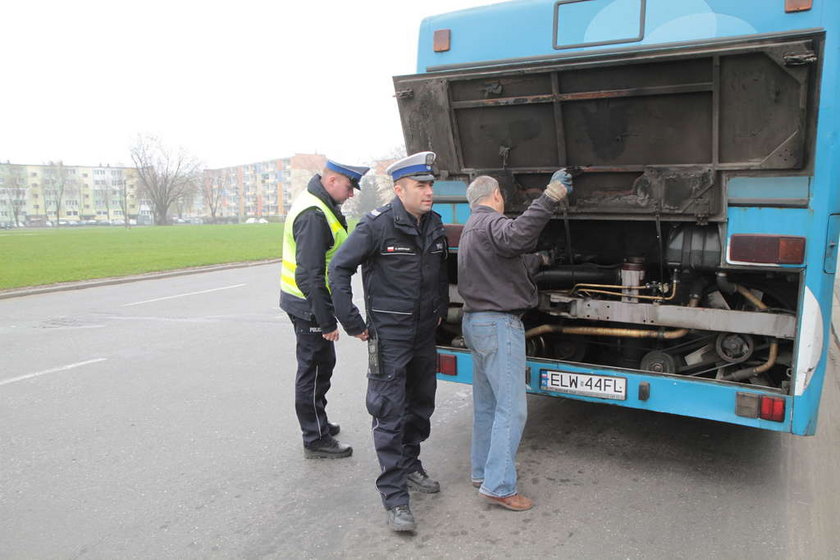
top-left (540, 369), bottom-right (627, 400)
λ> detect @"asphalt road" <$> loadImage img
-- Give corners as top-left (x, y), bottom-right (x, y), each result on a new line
top-left (1, 263), bottom-right (839, 559)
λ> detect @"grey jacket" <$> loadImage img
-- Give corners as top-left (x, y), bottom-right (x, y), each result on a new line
top-left (457, 194), bottom-right (558, 313)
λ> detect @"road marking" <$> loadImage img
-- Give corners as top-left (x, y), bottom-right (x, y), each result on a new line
top-left (122, 284), bottom-right (247, 306)
top-left (0, 358), bottom-right (107, 387)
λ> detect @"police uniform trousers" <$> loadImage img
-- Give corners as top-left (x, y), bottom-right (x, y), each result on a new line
top-left (288, 314), bottom-right (336, 446)
top-left (366, 332), bottom-right (437, 509)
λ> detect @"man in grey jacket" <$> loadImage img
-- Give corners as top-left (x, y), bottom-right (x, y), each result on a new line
top-left (458, 172), bottom-right (570, 512)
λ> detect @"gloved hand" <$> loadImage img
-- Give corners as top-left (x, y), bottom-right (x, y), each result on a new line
top-left (545, 168), bottom-right (573, 202)
top-left (535, 249), bottom-right (555, 267)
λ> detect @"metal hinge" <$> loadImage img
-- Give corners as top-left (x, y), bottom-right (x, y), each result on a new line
top-left (394, 89), bottom-right (414, 99)
top-left (784, 51), bottom-right (817, 66)
top-left (481, 81), bottom-right (503, 98)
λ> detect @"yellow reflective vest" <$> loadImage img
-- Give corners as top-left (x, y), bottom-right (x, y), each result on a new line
top-left (280, 190), bottom-right (348, 299)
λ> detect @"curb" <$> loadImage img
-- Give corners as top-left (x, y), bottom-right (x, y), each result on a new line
top-left (0, 259), bottom-right (281, 301)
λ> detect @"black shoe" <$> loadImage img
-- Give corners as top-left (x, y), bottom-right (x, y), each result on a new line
top-left (327, 422), bottom-right (340, 436)
top-left (407, 470), bottom-right (440, 493)
top-left (386, 505), bottom-right (417, 532)
top-left (303, 438), bottom-right (352, 459)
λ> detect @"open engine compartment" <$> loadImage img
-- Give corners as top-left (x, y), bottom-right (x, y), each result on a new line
top-left (395, 32), bottom-right (822, 392)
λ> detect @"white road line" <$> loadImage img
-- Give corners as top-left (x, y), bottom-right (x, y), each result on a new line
top-left (0, 358), bottom-right (108, 387)
top-left (122, 284), bottom-right (247, 307)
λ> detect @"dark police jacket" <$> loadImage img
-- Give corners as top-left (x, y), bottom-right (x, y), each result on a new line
top-left (279, 176), bottom-right (348, 331)
top-left (329, 196), bottom-right (449, 341)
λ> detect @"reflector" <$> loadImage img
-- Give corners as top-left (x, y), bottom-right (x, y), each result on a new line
top-left (778, 237), bottom-right (806, 264)
top-left (785, 0), bottom-right (813, 13)
top-left (729, 235), bottom-right (805, 264)
top-left (438, 353), bottom-right (457, 376)
top-left (433, 29), bottom-right (451, 52)
top-left (444, 224), bottom-right (463, 247)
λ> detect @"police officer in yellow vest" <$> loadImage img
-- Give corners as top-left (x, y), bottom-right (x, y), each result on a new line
top-left (281, 160), bottom-right (370, 459)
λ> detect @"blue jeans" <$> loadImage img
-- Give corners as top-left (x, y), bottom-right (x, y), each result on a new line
top-left (462, 311), bottom-right (528, 498)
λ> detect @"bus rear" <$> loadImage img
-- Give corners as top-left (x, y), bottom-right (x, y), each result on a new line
top-left (394, 0), bottom-right (840, 435)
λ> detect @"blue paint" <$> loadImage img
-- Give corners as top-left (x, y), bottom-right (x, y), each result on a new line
top-left (433, 180), bottom-right (467, 197)
top-left (727, 176), bottom-right (810, 202)
top-left (438, 349), bottom-right (792, 433)
top-left (823, 215), bottom-right (840, 274)
top-left (556, 0), bottom-right (644, 49)
top-left (417, 0), bottom-right (825, 71)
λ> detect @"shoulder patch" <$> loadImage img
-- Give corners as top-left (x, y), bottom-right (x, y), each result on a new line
top-left (366, 203), bottom-right (392, 221)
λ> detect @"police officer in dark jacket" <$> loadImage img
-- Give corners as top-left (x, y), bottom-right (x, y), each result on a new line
top-left (280, 159), bottom-right (369, 459)
top-left (329, 152), bottom-right (449, 533)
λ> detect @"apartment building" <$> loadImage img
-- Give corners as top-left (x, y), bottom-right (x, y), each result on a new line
top-left (2, 153), bottom-right (399, 226)
top-left (0, 162), bottom-right (148, 226)
top-left (200, 154), bottom-right (326, 222)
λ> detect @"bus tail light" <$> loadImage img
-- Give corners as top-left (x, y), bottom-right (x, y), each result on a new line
top-left (444, 224), bottom-right (463, 248)
top-left (785, 0), bottom-right (812, 12)
top-left (729, 235), bottom-right (806, 264)
top-left (437, 353), bottom-right (457, 376)
top-left (759, 396), bottom-right (786, 422)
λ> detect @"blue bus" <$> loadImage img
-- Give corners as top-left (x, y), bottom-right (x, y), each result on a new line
top-left (393, 0), bottom-right (838, 435)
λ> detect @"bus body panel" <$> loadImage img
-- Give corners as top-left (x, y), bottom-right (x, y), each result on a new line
top-left (406, 0), bottom-right (840, 435)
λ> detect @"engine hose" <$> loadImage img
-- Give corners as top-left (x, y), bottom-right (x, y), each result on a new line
top-left (534, 265), bottom-right (620, 288)
top-left (721, 283), bottom-right (779, 381)
top-left (524, 295), bottom-right (700, 341)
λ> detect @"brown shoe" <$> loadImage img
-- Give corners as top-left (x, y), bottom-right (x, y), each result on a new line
top-left (481, 493), bottom-right (533, 511)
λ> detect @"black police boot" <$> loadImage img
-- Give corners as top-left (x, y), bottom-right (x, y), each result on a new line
top-left (327, 422), bottom-right (340, 436)
top-left (386, 505), bottom-right (417, 532)
top-left (407, 469), bottom-right (440, 493)
top-left (303, 437), bottom-right (352, 459)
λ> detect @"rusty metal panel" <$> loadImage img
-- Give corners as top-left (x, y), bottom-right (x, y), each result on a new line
top-left (456, 104), bottom-right (558, 169)
top-left (393, 34), bottom-right (819, 220)
top-left (451, 73), bottom-right (552, 102)
top-left (393, 76), bottom-right (460, 175)
top-left (559, 57), bottom-right (711, 93)
top-left (571, 167), bottom-right (716, 216)
top-left (563, 93), bottom-right (713, 166)
top-left (719, 45), bottom-right (813, 168)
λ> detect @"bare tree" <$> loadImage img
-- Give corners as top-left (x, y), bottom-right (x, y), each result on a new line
top-left (105, 170), bottom-right (131, 227)
top-left (202, 169), bottom-right (226, 223)
top-left (43, 161), bottom-right (75, 225)
top-left (344, 173), bottom-right (388, 219)
top-left (379, 144), bottom-right (407, 161)
top-left (98, 173), bottom-right (113, 220)
top-left (130, 135), bottom-right (201, 225)
top-left (1, 164), bottom-right (27, 226)
top-left (173, 179), bottom-right (199, 220)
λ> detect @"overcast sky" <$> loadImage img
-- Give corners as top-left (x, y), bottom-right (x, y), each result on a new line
top-left (1, 0), bottom-right (490, 169)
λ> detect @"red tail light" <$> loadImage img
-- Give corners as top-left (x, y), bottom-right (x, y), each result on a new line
top-left (759, 396), bottom-right (786, 422)
top-left (729, 234), bottom-right (805, 264)
top-left (437, 353), bottom-right (457, 376)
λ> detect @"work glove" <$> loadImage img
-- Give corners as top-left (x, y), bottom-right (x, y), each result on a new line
top-left (545, 168), bottom-right (573, 202)
top-left (536, 249), bottom-right (555, 267)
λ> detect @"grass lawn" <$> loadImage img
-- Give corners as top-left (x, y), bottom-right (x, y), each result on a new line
top-left (0, 224), bottom-right (284, 290)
